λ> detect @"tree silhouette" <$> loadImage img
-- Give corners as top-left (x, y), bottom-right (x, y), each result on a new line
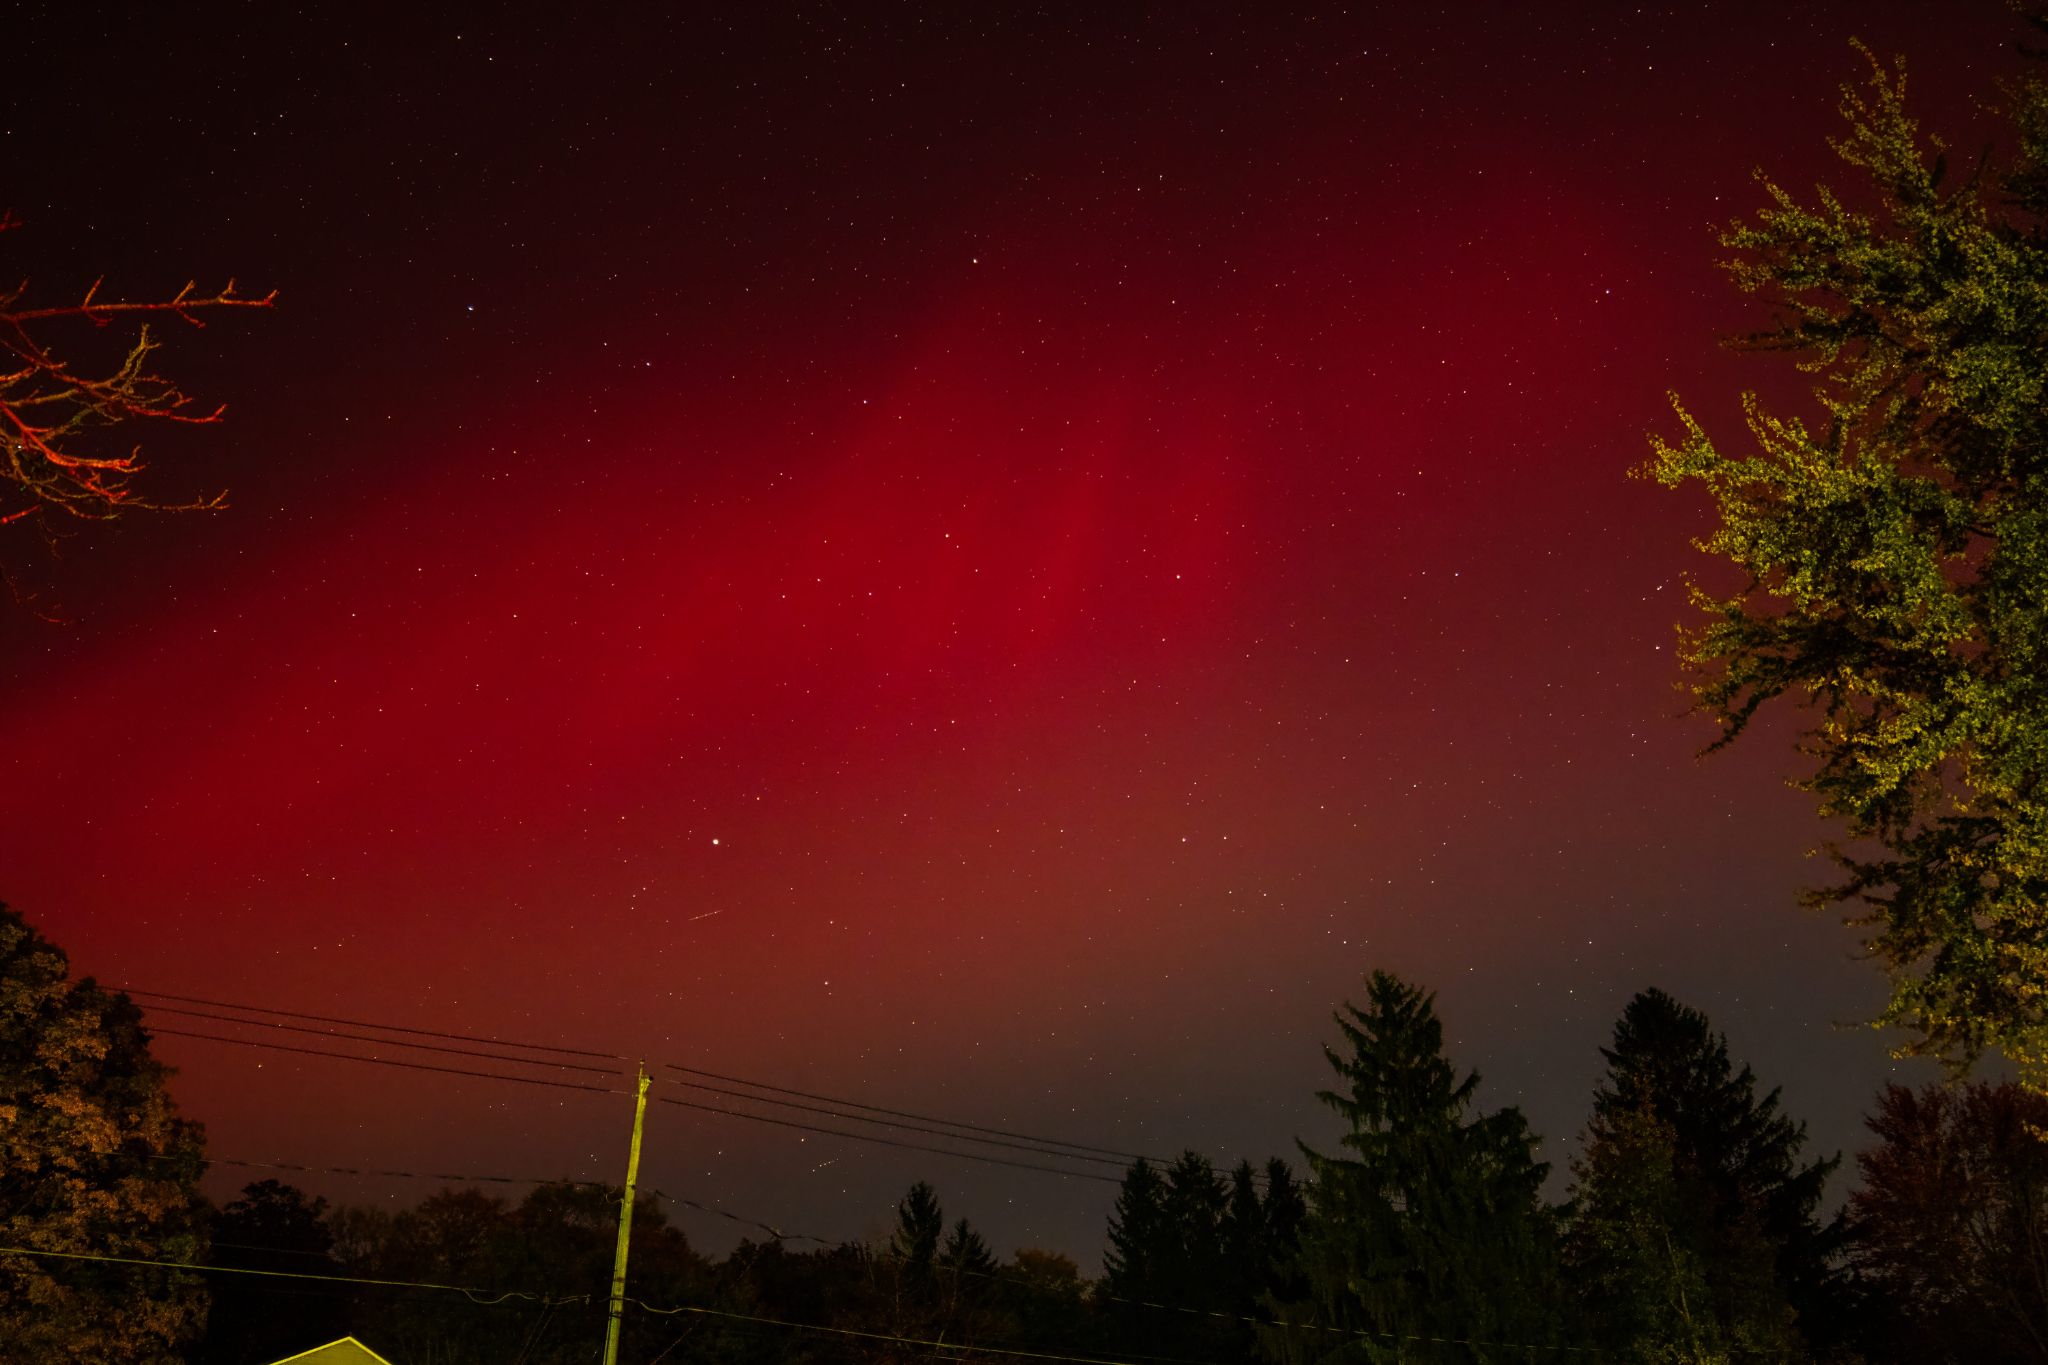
top-left (1272, 970), bottom-right (1559, 1364)
top-left (892, 1179), bottom-right (944, 1296)
top-left (1103, 1158), bottom-right (1169, 1304)
top-left (1572, 987), bottom-right (1843, 1362)
top-left (1849, 1081), bottom-right (2048, 1364)
top-left (198, 1180), bottom-right (344, 1365)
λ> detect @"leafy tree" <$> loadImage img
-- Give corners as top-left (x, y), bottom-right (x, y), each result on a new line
top-left (1641, 23), bottom-right (2048, 1081)
top-left (708, 1237), bottom-right (873, 1365)
top-left (1571, 988), bottom-right (1843, 1361)
top-left (0, 902), bottom-right (209, 1363)
top-left (1269, 970), bottom-right (1559, 1364)
top-left (1567, 1099), bottom-right (1793, 1364)
top-left (1848, 1081), bottom-right (2048, 1364)
top-left (1002, 1247), bottom-right (1093, 1355)
top-left (197, 1179), bottom-right (345, 1365)
top-left (326, 1180), bottom-right (698, 1365)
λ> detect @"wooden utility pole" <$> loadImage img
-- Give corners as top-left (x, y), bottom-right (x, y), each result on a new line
top-left (603, 1062), bottom-right (651, 1365)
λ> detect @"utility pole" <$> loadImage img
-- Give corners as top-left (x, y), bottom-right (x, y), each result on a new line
top-left (603, 1061), bottom-right (651, 1365)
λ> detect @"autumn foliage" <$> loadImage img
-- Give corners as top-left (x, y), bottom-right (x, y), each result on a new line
top-left (0, 904), bottom-right (209, 1362)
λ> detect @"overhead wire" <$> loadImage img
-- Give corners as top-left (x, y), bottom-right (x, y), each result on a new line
top-left (149, 1027), bottom-right (627, 1095)
top-left (655, 1191), bottom-right (835, 1247)
top-left (656, 1095), bottom-right (1122, 1183)
top-left (663, 1062), bottom-right (1279, 1188)
top-left (137, 1003), bottom-right (622, 1077)
top-left (91, 988), bottom-right (1604, 1356)
top-left (665, 1062), bottom-right (1146, 1163)
top-left (0, 1243), bottom-right (590, 1309)
top-left (196, 1153), bottom-right (614, 1190)
top-left (665, 1075), bottom-right (1131, 1169)
top-left (123, 984), bottom-right (1270, 1189)
top-left (121, 986), bottom-right (625, 1061)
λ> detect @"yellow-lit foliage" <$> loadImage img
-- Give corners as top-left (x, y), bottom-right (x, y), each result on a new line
top-left (1645, 36), bottom-right (2048, 1083)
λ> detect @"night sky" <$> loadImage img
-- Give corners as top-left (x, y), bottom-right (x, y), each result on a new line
top-left (1, 3), bottom-right (2022, 1266)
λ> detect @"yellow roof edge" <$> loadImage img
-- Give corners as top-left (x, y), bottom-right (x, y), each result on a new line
top-left (267, 1338), bottom-right (397, 1365)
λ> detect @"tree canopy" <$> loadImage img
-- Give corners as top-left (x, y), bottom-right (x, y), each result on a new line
top-left (1644, 30), bottom-right (2048, 1081)
top-left (0, 902), bottom-right (209, 1362)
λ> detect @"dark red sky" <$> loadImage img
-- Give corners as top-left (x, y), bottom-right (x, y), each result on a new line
top-left (2, 2), bottom-right (2022, 1263)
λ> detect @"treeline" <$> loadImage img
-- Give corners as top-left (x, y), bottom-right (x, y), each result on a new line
top-left (190, 973), bottom-right (2048, 1365)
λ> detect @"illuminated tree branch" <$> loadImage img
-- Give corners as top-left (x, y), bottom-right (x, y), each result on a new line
top-left (0, 208), bottom-right (275, 532)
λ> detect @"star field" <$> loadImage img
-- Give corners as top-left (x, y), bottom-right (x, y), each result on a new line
top-left (0, 2), bottom-right (2015, 1263)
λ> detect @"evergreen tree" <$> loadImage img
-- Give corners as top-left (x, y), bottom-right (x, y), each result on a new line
top-left (893, 1179), bottom-right (944, 1294)
top-left (1261, 1156), bottom-right (1309, 1300)
top-left (1225, 1159), bottom-right (1267, 1311)
top-left (940, 1217), bottom-right (997, 1277)
top-left (1103, 1158), bottom-right (1169, 1303)
top-left (1568, 989), bottom-right (1843, 1362)
top-left (1162, 1149), bottom-right (1230, 1306)
top-left (0, 903), bottom-right (209, 1363)
top-left (1270, 970), bottom-right (1558, 1364)
top-left (1641, 17), bottom-right (2048, 1083)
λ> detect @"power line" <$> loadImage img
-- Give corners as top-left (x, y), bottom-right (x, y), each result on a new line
top-left (202, 1154), bottom-right (613, 1190)
top-left (151, 1028), bottom-right (627, 1095)
top-left (137, 1003), bottom-right (623, 1078)
top-left (126, 985), bottom-right (1271, 1190)
top-left (655, 1095), bottom-right (1122, 1183)
top-left (655, 1191), bottom-right (836, 1247)
top-left (121, 986), bottom-right (625, 1062)
top-left (663, 1062), bottom-right (1278, 1188)
top-left (65, 988), bottom-right (1592, 1356)
top-left (0, 1243), bottom-right (589, 1308)
top-left (665, 1075), bottom-right (1131, 1170)
top-left (665, 1062), bottom-right (1146, 1163)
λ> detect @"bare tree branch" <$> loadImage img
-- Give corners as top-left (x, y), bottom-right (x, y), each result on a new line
top-left (0, 209), bottom-right (275, 537)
